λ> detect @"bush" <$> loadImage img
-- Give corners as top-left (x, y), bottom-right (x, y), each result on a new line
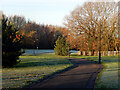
top-left (2, 15), bottom-right (23, 67)
top-left (54, 36), bottom-right (69, 56)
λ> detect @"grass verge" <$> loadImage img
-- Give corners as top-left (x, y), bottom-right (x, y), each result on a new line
top-left (69, 54), bottom-right (119, 88)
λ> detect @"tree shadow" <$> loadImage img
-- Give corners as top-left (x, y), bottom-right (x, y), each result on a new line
top-left (101, 56), bottom-right (119, 63)
top-left (13, 57), bottom-right (70, 68)
top-left (70, 55), bottom-right (119, 64)
top-left (84, 56), bottom-right (119, 63)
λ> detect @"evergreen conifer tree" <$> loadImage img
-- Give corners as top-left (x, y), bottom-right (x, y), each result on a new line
top-left (54, 36), bottom-right (69, 56)
top-left (2, 15), bottom-right (23, 67)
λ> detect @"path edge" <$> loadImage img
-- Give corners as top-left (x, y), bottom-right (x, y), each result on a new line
top-left (23, 58), bottom-right (78, 88)
top-left (86, 63), bottom-right (104, 88)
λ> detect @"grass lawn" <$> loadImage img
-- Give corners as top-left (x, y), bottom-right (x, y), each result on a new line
top-left (95, 56), bottom-right (119, 88)
top-left (2, 52), bottom-right (119, 88)
top-left (69, 54), bottom-right (119, 88)
top-left (2, 53), bottom-right (73, 88)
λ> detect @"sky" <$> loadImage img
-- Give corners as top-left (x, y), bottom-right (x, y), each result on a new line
top-left (0, 0), bottom-right (88, 26)
top-left (0, 0), bottom-right (118, 26)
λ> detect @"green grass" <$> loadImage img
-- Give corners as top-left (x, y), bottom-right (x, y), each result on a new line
top-left (2, 53), bottom-right (73, 88)
top-left (2, 53), bottom-right (119, 88)
top-left (69, 54), bottom-right (119, 88)
top-left (95, 56), bottom-right (119, 88)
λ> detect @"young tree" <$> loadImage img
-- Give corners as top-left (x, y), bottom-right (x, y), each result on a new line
top-left (54, 36), bottom-right (69, 56)
top-left (2, 15), bottom-right (23, 67)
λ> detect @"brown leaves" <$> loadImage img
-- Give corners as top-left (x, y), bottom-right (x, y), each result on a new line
top-left (64, 2), bottom-right (118, 51)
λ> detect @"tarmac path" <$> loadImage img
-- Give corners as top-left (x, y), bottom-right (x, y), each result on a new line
top-left (29, 58), bottom-right (104, 88)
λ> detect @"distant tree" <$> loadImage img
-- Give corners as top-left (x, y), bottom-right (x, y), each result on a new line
top-left (9, 15), bottom-right (26, 30)
top-left (19, 22), bottom-right (37, 48)
top-left (20, 22), bottom-right (63, 49)
top-left (2, 15), bottom-right (23, 67)
top-left (54, 36), bottom-right (69, 56)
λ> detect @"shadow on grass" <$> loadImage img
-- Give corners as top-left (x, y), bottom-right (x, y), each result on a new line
top-left (14, 61), bottom-right (70, 68)
top-left (22, 53), bottom-right (55, 56)
top-left (13, 56), bottom-right (71, 68)
top-left (70, 54), bottom-right (119, 63)
top-left (106, 69), bottom-right (120, 71)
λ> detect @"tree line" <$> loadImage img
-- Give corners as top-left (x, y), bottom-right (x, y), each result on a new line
top-left (7, 15), bottom-right (71, 49)
top-left (4, 1), bottom-right (119, 51)
top-left (3, 1), bottom-right (119, 51)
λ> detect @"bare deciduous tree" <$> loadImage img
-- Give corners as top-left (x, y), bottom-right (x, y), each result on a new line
top-left (9, 15), bottom-right (26, 30)
top-left (64, 1), bottom-right (118, 54)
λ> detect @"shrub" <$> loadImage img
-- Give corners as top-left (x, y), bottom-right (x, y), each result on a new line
top-left (54, 36), bottom-right (69, 56)
top-left (2, 15), bottom-right (23, 67)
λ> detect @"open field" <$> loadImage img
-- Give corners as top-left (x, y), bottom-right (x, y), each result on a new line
top-left (2, 53), bottom-right (73, 88)
top-left (69, 54), bottom-right (119, 88)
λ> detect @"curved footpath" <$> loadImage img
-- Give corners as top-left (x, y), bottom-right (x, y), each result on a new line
top-left (29, 58), bottom-right (104, 88)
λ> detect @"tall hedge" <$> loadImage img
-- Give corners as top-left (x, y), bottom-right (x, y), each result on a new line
top-left (54, 36), bottom-right (69, 56)
top-left (2, 15), bottom-right (23, 67)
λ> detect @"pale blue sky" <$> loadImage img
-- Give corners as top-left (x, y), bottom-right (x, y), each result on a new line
top-left (0, 0), bottom-right (87, 26)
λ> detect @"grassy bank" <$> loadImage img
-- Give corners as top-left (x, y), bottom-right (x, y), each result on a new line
top-left (2, 53), bottom-right (73, 88)
top-left (69, 54), bottom-right (119, 88)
